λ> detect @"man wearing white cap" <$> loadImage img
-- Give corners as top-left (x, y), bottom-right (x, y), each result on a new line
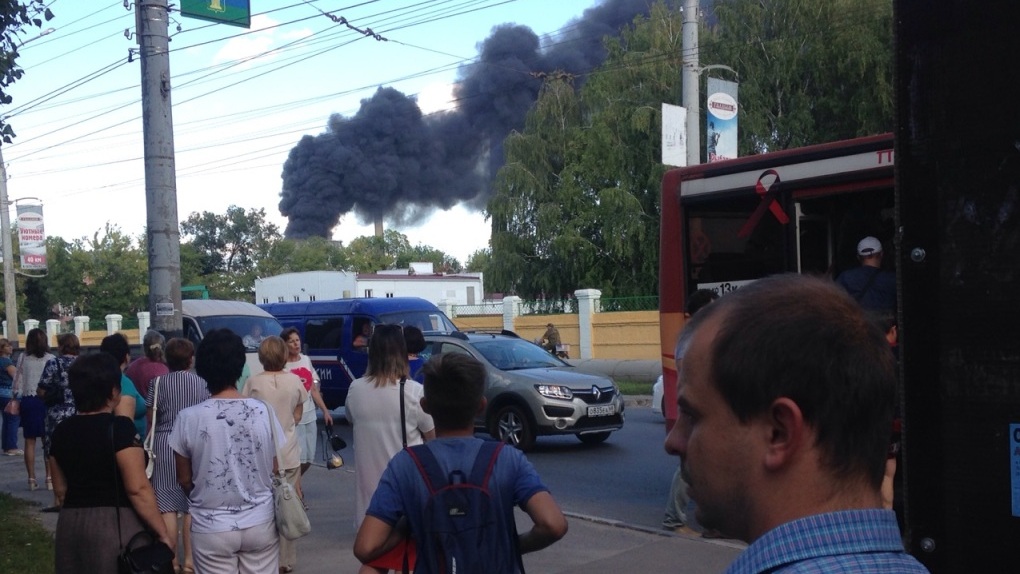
top-left (835, 236), bottom-right (896, 312)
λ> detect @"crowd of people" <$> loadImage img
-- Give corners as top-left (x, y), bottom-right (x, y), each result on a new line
top-left (0, 238), bottom-right (930, 572)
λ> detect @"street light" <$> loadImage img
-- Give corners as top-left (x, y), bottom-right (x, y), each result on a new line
top-left (0, 26), bottom-right (55, 345)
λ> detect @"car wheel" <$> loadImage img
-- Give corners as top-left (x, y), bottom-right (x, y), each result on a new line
top-left (491, 404), bottom-right (536, 452)
top-left (576, 431), bottom-right (611, 445)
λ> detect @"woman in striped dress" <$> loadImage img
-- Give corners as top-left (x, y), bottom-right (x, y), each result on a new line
top-left (146, 338), bottom-right (210, 574)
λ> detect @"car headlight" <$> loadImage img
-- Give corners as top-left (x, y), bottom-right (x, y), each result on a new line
top-left (536, 384), bottom-right (573, 400)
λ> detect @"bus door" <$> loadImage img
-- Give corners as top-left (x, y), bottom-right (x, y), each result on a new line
top-left (795, 201), bottom-right (834, 275)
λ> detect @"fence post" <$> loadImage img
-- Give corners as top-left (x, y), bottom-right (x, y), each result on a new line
top-left (24, 319), bottom-right (39, 341)
top-left (502, 296), bottom-right (521, 332)
top-left (1, 320), bottom-right (5, 340)
top-left (45, 319), bottom-right (60, 347)
top-left (106, 314), bottom-right (123, 334)
top-left (437, 299), bottom-right (455, 320)
top-left (137, 312), bottom-right (151, 343)
top-left (73, 316), bottom-right (90, 339)
top-left (574, 289), bottom-right (601, 359)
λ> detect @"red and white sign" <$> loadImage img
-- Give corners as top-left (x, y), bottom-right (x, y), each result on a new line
top-left (16, 204), bottom-right (47, 271)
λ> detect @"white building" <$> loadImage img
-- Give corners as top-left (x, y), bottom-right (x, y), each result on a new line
top-left (254, 264), bottom-right (484, 307)
top-left (255, 270), bottom-right (357, 304)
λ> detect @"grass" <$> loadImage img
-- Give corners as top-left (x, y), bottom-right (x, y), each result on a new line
top-left (0, 493), bottom-right (55, 573)
top-left (615, 379), bottom-right (654, 396)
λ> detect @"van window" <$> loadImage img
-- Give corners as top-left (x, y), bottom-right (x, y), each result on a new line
top-left (306, 318), bottom-right (344, 350)
top-left (378, 311), bottom-right (456, 334)
top-left (192, 315), bottom-right (285, 351)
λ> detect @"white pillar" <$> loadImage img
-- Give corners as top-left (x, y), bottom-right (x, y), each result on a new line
top-left (137, 312), bottom-right (151, 343)
top-left (24, 318), bottom-right (39, 335)
top-left (1, 320), bottom-right (6, 340)
top-left (437, 299), bottom-right (455, 320)
top-left (46, 319), bottom-right (60, 347)
top-left (574, 289), bottom-right (602, 360)
top-left (502, 296), bottom-right (521, 332)
top-left (73, 316), bottom-right (90, 338)
top-left (105, 314), bottom-right (123, 334)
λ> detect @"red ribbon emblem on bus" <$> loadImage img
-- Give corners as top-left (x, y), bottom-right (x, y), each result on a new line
top-left (738, 169), bottom-right (790, 238)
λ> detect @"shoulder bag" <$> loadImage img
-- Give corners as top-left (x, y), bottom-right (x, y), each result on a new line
top-left (142, 376), bottom-right (162, 479)
top-left (110, 418), bottom-right (174, 574)
top-left (260, 399), bottom-right (311, 540)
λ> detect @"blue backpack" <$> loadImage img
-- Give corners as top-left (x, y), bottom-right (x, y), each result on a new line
top-left (405, 441), bottom-right (525, 574)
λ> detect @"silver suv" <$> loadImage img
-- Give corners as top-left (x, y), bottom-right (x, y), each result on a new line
top-left (422, 331), bottom-right (625, 451)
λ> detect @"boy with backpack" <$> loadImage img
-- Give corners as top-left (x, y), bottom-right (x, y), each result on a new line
top-left (353, 353), bottom-right (568, 573)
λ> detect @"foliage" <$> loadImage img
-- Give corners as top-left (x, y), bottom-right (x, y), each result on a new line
top-left (464, 248), bottom-right (490, 274)
top-left (0, 492), bottom-right (55, 573)
top-left (0, 0), bottom-right (54, 142)
top-left (395, 244), bottom-right (461, 274)
top-left (258, 236), bottom-right (348, 277)
top-left (702, 0), bottom-right (894, 153)
top-left (180, 206), bottom-right (281, 299)
top-left (488, 3), bottom-right (679, 297)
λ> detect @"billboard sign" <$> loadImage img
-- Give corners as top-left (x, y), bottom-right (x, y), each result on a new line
top-left (661, 103), bottom-right (687, 167)
top-left (16, 203), bottom-right (46, 270)
top-left (706, 77), bottom-right (738, 162)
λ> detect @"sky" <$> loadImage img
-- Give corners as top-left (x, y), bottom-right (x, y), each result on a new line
top-left (2, 0), bottom-right (604, 265)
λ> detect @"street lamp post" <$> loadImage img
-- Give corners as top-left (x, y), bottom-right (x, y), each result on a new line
top-left (1, 26), bottom-right (55, 346)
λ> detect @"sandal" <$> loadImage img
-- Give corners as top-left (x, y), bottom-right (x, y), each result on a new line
top-left (28, 478), bottom-right (38, 491)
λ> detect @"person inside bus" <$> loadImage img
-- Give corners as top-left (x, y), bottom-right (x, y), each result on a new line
top-left (664, 275), bottom-right (928, 572)
top-left (835, 236), bottom-right (896, 312)
top-left (353, 320), bottom-right (373, 350)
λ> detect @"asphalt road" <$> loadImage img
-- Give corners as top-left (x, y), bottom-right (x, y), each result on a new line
top-left (330, 402), bottom-right (675, 531)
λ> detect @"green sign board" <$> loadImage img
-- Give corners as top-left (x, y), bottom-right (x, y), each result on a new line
top-left (181, 0), bottom-right (251, 29)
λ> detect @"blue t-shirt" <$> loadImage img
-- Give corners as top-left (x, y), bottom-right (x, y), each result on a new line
top-left (0, 356), bottom-right (12, 398)
top-left (366, 437), bottom-right (549, 574)
top-left (120, 374), bottom-right (147, 439)
top-left (835, 265), bottom-right (896, 312)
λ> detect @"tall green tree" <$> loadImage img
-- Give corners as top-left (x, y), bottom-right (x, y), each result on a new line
top-left (180, 206), bottom-right (281, 299)
top-left (489, 3), bottom-right (680, 297)
top-left (703, 0), bottom-right (894, 153)
top-left (258, 236), bottom-right (348, 277)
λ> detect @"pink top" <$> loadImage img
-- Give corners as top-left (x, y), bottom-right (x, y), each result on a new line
top-left (125, 357), bottom-right (170, 399)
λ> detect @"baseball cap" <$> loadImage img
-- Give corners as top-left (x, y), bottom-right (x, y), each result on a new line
top-left (857, 236), bottom-right (883, 256)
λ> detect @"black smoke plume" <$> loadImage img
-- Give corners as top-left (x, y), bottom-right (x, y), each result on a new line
top-left (279, 0), bottom-right (655, 239)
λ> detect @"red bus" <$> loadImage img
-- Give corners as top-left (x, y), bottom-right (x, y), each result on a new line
top-left (658, 133), bottom-right (895, 428)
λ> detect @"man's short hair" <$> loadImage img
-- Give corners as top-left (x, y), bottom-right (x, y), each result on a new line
top-left (422, 353), bottom-right (486, 430)
top-left (694, 274), bottom-right (895, 487)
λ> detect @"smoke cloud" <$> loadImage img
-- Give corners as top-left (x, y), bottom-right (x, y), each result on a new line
top-left (279, 0), bottom-right (654, 239)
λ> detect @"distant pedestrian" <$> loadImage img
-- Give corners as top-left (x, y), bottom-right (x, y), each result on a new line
top-left (403, 325), bottom-right (426, 383)
top-left (540, 323), bottom-right (560, 355)
top-left (126, 329), bottom-right (169, 400)
top-left (38, 333), bottom-right (81, 511)
top-left (0, 338), bottom-right (22, 456)
top-left (664, 275), bottom-right (929, 573)
top-left (12, 328), bottom-right (55, 491)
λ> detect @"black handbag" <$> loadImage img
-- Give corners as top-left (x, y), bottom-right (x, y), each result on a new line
top-left (110, 420), bottom-right (175, 574)
top-left (321, 423), bottom-right (346, 470)
top-left (117, 531), bottom-right (174, 574)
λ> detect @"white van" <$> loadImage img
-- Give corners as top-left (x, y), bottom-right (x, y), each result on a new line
top-left (181, 299), bottom-right (283, 377)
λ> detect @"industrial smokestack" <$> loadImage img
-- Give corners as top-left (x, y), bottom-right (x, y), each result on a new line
top-left (374, 217), bottom-right (383, 237)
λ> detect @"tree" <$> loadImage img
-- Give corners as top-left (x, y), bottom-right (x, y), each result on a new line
top-left (1, 0), bottom-right (54, 141)
top-left (488, 4), bottom-right (680, 297)
top-left (258, 236), bottom-right (348, 277)
top-left (464, 248), bottom-right (490, 274)
top-left (343, 229), bottom-right (413, 274)
top-left (395, 244), bottom-right (461, 274)
top-left (702, 0), bottom-right (894, 153)
top-left (180, 206), bottom-right (281, 299)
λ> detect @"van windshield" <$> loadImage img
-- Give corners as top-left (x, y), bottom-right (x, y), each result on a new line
top-left (378, 311), bottom-right (457, 334)
top-left (195, 315), bottom-right (285, 351)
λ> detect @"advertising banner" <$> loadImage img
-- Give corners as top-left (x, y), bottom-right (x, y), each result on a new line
top-left (181, 0), bottom-right (251, 28)
top-left (706, 77), bottom-right (739, 162)
top-left (16, 203), bottom-right (46, 270)
top-left (661, 103), bottom-right (687, 167)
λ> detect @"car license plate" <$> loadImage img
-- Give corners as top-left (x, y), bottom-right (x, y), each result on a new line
top-left (587, 405), bottom-right (615, 417)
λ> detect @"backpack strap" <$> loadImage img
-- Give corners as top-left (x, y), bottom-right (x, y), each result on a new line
top-left (407, 441), bottom-right (505, 493)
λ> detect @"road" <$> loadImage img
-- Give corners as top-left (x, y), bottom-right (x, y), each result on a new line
top-left (329, 403), bottom-right (675, 530)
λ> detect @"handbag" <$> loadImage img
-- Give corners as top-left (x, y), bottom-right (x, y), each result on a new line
top-left (110, 420), bottom-right (174, 574)
top-left (321, 423), bottom-right (345, 470)
top-left (260, 400), bottom-right (311, 540)
top-left (142, 376), bottom-right (163, 479)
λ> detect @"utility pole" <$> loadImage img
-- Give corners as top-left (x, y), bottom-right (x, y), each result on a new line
top-left (136, 0), bottom-right (182, 336)
top-left (682, 0), bottom-right (700, 167)
top-left (0, 153), bottom-right (16, 345)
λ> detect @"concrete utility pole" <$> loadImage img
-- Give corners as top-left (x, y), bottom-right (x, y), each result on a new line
top-left (682, 0), bottom-right (700, 167)
top-left (0, 154), bottom-right (16, 344)
top-left (136, 0), bottom-right (183, 336)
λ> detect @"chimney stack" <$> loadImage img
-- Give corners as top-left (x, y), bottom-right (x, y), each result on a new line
top-left (374, 217), bottom-right (383, 237)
